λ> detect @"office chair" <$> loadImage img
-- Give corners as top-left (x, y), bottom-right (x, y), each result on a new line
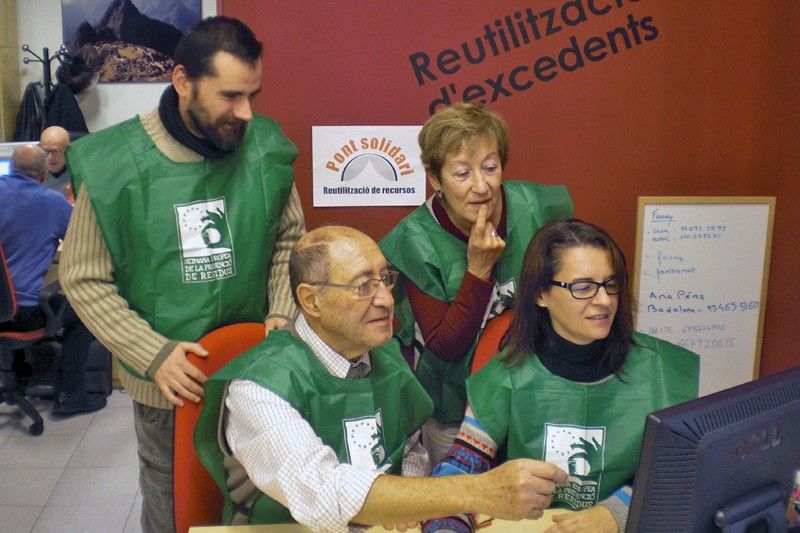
top-left (0, 244), bottom-right (65, 436)
top-left (173, 322), bottom-right (264, 533)
top-left (471, 310), bottom-right (514, 375)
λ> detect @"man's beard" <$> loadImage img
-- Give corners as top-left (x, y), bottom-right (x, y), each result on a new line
top-left (186, 99), bottom-right (246, 152)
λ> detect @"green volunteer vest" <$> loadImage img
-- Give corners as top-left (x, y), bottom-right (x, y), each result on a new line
top-left (67, 116), bottom-right (296, 379)
top-left (466, 332), bottom-right (699, 509)
top-left (194, 330), bottom-right (433, 524)
top-left (380, 180), bottom-right (573, 423)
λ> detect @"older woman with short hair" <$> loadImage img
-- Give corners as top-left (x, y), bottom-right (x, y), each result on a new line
top-left (380, 103), bottom-right (573, 464)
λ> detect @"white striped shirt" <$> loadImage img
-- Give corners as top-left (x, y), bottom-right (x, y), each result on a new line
top-left (225, 315), bottom-right (428, 532)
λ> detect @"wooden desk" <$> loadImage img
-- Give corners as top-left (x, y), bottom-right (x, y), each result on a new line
top-left (189, 509), bottom-right (568, 532)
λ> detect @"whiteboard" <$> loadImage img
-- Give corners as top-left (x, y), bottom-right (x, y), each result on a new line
top-left (632, 197), bottom-right (775, 396)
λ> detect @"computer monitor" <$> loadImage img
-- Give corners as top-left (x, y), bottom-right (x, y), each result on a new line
top-left (627, 365), bottom-right (800, 533)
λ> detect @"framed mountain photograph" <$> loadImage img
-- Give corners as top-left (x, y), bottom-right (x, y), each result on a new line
top-left (62, 0), bottom-right (202, 82)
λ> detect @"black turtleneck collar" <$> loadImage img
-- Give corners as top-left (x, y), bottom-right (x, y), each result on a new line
top-left (158, 85), bottom-right (233, 160)
top-left (537, 320), bottom-right (614, 383)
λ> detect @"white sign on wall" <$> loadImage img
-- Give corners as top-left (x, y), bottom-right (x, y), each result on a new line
top-left (312, 126), bottom-right (425, 207)
top-left (633, 197), bottom-right (775, 397)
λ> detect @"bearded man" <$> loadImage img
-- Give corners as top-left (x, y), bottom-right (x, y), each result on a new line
top-left (59, 17), bottom-right (305, 533)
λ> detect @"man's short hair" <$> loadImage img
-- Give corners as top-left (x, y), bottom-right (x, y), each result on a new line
top-left (289, 238), bottom-right (331, 307)
top-left (173, 16), bottom-right (263, 79)
top-left (11, 144), bottom-right (48, 179)
top-left (288, 226), bottom-right (370, 306)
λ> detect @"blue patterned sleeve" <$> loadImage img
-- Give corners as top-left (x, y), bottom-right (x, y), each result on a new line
top-left (423, 407), bottom-right (500, 533)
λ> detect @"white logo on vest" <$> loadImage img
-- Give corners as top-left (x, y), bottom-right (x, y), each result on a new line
top-left (174, 198), bottom-right (236, 283)
top-left (343, 409), bottom-right (392, 472)
top-left (543, 423), bottom-right (606, 509)
top-left (481, 277), bottom-right (516, 330)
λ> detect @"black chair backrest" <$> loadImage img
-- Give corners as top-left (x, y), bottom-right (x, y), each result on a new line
top-left (0, 244), bottom-right (16, 323)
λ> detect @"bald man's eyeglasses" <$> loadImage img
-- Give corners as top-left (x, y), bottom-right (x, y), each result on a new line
top-left (309, 271), bottom-right (398, 300)
top-left (39, 146), bottom-right (64, 155)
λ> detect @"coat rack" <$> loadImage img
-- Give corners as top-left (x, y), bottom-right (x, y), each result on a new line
top-left (20, 44), bottom-right (68, 101)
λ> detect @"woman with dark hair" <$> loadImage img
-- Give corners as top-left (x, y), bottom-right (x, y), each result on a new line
top-left (423, 219), bottom-right (699, 533)
top-left (380, 103), bottom-right (573, 464)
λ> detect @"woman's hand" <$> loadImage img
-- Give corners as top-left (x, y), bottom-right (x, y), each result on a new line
top-left (466, 205), bottom-right (505, 281)
top-left (545, 506), bottom-right (618, 533)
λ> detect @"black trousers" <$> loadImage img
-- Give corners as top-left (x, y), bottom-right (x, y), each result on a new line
top-left (0, 301), bottom-right (94, 395)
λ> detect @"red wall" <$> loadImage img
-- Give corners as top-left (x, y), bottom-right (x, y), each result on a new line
top-left (221, 0), bottom-right (800, 376)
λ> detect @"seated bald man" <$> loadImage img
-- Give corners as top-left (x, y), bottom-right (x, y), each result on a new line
top-left (195, 226), bottom-right (567, 531)
top-left (0, 144), bottom-right (104, 415)
top-left (39, 126), bottom-right (73, 201)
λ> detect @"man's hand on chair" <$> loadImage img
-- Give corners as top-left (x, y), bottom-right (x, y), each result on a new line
top-left (154, 342), bottom-right (209, 406)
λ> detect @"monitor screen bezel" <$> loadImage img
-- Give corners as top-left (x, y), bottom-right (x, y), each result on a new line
top-left (626, 365), bottom-right (800, 532)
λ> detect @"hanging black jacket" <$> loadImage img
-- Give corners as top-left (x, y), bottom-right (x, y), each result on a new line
top-left (13, 83), bottom-right (45, 141)
top-left (44, 83), bottom-right (88, 134)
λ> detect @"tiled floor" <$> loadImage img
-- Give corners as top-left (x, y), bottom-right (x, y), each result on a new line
top-left (0, 390), bottom-right (142, 533)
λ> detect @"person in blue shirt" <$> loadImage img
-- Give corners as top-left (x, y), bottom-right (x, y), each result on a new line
top-left (0, 144), bottom-right (105, 415)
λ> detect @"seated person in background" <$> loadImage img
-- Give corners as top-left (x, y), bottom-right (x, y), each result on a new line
top-left (380, 103), bottom-right (573, 465)
top-left (423, 219), bottom-right (699, 533)
top-left (0, 144), bottom-right (105, 416)
top-left (195, 226), bottom-right (568, 531)
top-left (39, 125), bottom-right (74, 203)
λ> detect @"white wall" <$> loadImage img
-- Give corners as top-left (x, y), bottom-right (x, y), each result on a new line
top-left (16, 0), bottom-right (216, 132)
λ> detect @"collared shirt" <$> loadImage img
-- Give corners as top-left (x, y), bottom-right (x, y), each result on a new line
top-left (225, 314), bottom-right (428, 532)
top-left (295, 314), bottom-right (372, 378)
